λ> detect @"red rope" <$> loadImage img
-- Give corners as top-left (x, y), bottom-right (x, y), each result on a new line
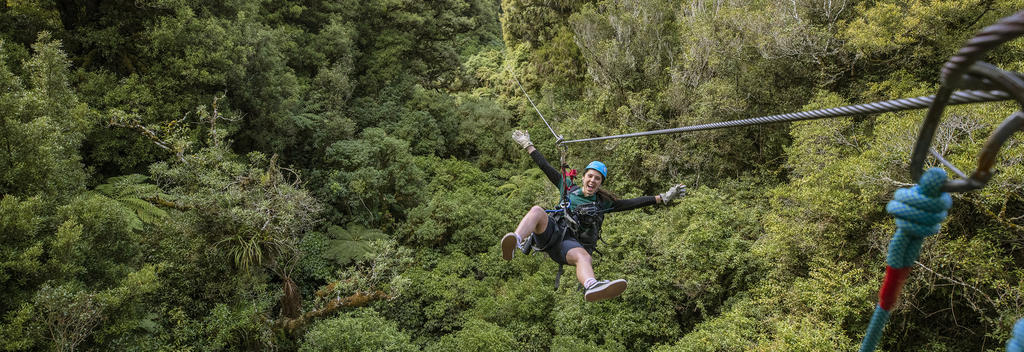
top-left (879, 266), bottom-right (912, 311)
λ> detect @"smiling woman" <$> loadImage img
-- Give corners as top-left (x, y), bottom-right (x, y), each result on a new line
top-left (580, 161), bottom-right (606, 197)
top-left (500, 130), bottom-right (686, 302)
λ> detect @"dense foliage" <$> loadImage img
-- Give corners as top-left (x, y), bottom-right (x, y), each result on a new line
top-left (2, 0), bottom-right (1023, 350)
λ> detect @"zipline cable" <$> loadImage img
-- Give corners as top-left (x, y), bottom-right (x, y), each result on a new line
top-left (560, 90), bottom-right (1012, 144)
top-left (509, 71), bottom-right (563, 142)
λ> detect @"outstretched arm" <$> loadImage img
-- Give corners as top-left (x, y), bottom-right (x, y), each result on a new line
top-left (607, 184), bottom-right (686, 213)
top-left (608, 196), bottom-right (657, 212)
top-left (514, 130), bottom-right (561, 186)
top-left (529, 149), bottom-right (562, 186)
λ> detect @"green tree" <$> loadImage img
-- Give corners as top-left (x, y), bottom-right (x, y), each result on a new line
top-left (129, 103), bottom-right (322, 348)
top-left (313, 127), bottom-right (425, 228)
top-left (300, 309), bottom-right (417, 352)
top-left (425, 318), bottom-right (520, 352)
top-left (0, 33), bottom-right (90, 199)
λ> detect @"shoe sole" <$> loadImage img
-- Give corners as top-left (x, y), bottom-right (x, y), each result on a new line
top-left (585, 279), bottom-right (627, 302)
top-left (501, 233), bottom-right (517, 261)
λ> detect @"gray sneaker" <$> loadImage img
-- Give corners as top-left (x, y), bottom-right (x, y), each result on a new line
top-left (584, 279), bottom-right (627, 302)
top-left (501, 233), bottom-right (519, 260)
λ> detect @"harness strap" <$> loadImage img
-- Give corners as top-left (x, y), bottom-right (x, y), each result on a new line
top-left (549, 215), bottom-right (572, 290)
top-left (554, 264), bottom-right (564, 290)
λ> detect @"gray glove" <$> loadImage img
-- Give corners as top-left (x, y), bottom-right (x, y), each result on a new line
top-left (512, 130), bottom-right (533, 149)
top-left (660, 184), bottom-right (687, 203)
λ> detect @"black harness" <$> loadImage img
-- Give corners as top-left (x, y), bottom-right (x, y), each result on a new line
top-left (521, 185), bottom-right (610, 290)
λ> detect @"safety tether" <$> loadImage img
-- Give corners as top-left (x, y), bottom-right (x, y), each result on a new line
top-left (859, 168), bottom-right (952, 352)
top-left (510, 71), bottom-right (563, 143)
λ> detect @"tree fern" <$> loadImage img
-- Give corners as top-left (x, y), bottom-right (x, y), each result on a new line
top-left (91, 174), bottom-right (170, 231)
top-left (323, 225), bottom-right (387, 267)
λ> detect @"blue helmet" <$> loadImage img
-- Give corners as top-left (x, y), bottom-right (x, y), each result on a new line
top-left (585, 161), bottom-right (608, 180)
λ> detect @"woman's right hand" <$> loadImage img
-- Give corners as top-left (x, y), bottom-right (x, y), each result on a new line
top-left (512, 130), bottom-right (533, 149)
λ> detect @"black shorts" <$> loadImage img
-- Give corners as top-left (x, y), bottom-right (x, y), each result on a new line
top-left (536, 213), bottom-right (590, 265)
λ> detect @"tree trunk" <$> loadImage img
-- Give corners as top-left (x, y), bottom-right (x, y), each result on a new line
top-left (280, 276), bottom-right (301, 319)
top-left (275, 290), bottom-right (387, 335)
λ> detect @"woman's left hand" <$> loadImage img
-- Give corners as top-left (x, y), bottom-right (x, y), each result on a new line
top-left (660, 184), bottom-right (687, 203)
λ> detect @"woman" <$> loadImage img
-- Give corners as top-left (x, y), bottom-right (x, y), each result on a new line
top-left (502, 130), bottom-right (686, 302)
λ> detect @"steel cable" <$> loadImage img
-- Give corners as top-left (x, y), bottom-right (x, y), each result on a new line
top-left (510, 73), bottom-right (562, 142)
top-left (561, 90), bottom-right (1011, 144)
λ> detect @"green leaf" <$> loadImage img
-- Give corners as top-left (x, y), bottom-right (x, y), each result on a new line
top-left (322, 225), bottom-right (387, 266)
top-left (118, 197), bottom-right (168, 225)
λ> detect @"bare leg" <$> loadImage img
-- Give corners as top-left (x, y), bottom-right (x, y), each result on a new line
top-left (565, 247), bottom-right (595, 285)
top-left (513, 206), bottom-right (549, 240)
top-left (502, 206), bottom-right (550, 260)
top-left (568, 247), bottom-right (626, 302)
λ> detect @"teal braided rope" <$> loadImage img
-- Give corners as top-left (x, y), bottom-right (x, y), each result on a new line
top-left (860, 168), bottom-right (951, 352)
top-left (885, 168), bottom-right (953, 268)
top-left (1008, 318), bottom-right (1024, 352)
top-left (861, 306), bottom-right (890, 352)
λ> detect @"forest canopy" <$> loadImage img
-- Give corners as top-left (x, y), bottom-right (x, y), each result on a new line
top-left (2, 0), bottom-right (1024, 351)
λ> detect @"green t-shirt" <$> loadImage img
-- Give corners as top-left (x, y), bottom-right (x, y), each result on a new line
top-left (559, 179), bottom-right (611, 211)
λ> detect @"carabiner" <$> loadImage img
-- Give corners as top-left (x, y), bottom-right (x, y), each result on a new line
top-left (910, 61), bottom-right (1024, 192)
top-left (941, 111), bottom-right (1024, 191)
top-left (558, 142), bottom-right (570, 171)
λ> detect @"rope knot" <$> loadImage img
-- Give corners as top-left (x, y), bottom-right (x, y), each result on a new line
top-left (884, 168), bottom-right (952, 268)
top-left (887, 168), bottom-right (952, 238)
